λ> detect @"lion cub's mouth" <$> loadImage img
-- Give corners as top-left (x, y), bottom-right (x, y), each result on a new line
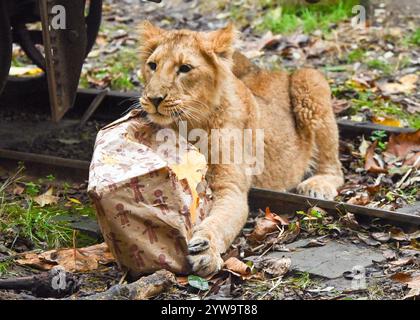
top-left (140, 97), bottom-right (185, 127)
top-left (146, 112), bottom-right (177, 126)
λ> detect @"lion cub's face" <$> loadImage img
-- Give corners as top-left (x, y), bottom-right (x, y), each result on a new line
top-left (138, 22), bottom-right (235, 127)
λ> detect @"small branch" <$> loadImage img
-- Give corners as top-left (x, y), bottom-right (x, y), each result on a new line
top-left (75, 270), bottom-right (176, 300)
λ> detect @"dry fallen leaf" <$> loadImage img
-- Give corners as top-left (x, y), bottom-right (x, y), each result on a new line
top-left (358, 137), bottom-right (371, 158)
top-left (33, 188), bottom-right (60, 207)
top-left (358, 233), bottom-right (381, 246)
top-left (378, 74), bottom-right (418, 95)
top-left (223, 257), bottom-right (258, 280)
top-left (371, 232), bottom-right (391, 243)
top-left (390, 273), bottom-right (420, 299)
top-left (224, 257), bottom-right (252, 278)
top-left (390, 228), bottom-right (420, 242)
top-left (385, 131), bottom-right (420, 167)
top-left (261, 257), bottom-right (291, 277)
top-left (340, 212), bottom-right (360, 230)
top-left (16, 243), bottom-right (115, 272)
top-left (389, 257), bottom-right (414, 267)
top-left (170, 149), bottom-right (207, 224)
top-left (333, 98), bottom-right (351, 115)
top-left (13, 185), bottom-right (25, 195)
top-left (347, 193), bottom-right (371, 206)
top-left (249, 207), bottom-right (287, 242)
top-left (365, 141), bottom-right (388, 173)
top-left (265, 207), bottom-right (289, 226)
top-left (371, 116), bottom-right (402, 128)
top-left (390, 272), bottom-right (413, 283)
top-left (9, 66), bottom-right (44, 77)
top-left (404, 275), bottom-right (420, 300)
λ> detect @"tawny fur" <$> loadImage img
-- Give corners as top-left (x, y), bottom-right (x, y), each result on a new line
top-left (138, 22), bottom-right (344, 276)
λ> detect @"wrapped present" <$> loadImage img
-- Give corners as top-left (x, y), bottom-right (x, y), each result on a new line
top-left (88, 110), bottom-right (212, 277)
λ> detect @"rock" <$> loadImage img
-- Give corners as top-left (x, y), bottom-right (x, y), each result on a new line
top-left (267, 240), bottom-right (385, 279)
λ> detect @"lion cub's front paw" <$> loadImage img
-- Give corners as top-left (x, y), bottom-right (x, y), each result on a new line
top-left (297, 175), bottom-right (338, 200)
top-left (187, 235), bottom-right (223, 277)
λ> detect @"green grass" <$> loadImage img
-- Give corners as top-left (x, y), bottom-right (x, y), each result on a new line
top-left (407, 28), bottom-right (420, 46)
top-left (80, 47), bottom-right (138, 91)
top-left (0, 173), bottom-right (98, 250)
top-left (347, 48), bottom-right (366, 63)
top-left (0, 259), bottom-right (14, 276)
top-left (260, 0), bottom-right (360, 34)
top-left (288, 272), bottom-right (315, 290)
top-left (350, 90), bottom-right (420, 129)
top-left (366, 59), bottom-right (392, 74)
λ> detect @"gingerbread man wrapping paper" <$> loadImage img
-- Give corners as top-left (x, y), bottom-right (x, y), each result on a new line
top-left (88, 109), bottom-right (212, 278)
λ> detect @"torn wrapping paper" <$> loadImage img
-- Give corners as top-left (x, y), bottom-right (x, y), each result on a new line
top-left (88, 110), bottom-right (212, 277)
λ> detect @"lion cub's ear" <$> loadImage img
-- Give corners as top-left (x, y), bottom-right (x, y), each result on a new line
top-left (208, 23), bottom-right (238, 61)
top-left (138, 21), bottom-right (164, 63)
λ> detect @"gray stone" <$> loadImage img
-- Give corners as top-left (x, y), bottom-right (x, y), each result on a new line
top-left (267, 240), bottom-right (385, 279)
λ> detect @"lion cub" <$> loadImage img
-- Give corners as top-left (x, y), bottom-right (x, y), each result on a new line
top-left (138, 22), bottom-right (344, 276)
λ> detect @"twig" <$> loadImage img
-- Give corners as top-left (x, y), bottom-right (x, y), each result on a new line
top-left (259, 278), bottom-right (284, 300)
top-left (75, 270), bottom-right (176, 300)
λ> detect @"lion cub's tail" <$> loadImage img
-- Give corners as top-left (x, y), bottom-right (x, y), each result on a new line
top-left (289, 68), bottom-right (333, 138)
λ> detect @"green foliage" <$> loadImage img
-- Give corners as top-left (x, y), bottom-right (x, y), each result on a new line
top-left (0, 172), bottom-right (98, 250)
top-left (0, 259), bottom-right (14, 276)
top-left (338, 86), bottom-right (420, 130)
top-left (24, 182), bottom-right (40, 197)
top-left (370, 130), bottom-right (387, 151)
top-left (289, 272), bottom-right (313, 290)
top-left (347, 48), bottom-right (365, 63)
top-left (260, 0), bottom-right (360, 34)
top-left (367, 59), bottom-right (392, 74)
top-left (408, 28), bottom-right (420, 46)
top-left (188, 275), bottom-right (209, 291)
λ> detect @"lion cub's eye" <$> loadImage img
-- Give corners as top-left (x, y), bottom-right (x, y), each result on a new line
top-left (148, 62), bottom-right (157, 71)
top-left (179, 64), bottom-right (192, 74)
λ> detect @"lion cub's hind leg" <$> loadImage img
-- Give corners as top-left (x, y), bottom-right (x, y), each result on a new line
top-left (290, 69), bottom-right (344, 200)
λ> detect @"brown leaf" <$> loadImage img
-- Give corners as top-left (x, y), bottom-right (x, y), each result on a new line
top-left (365, 141), bottom-right (388, 173)
top-left (223, 257), bottom-right (252, 278)
top-left (249, 207), bottom-right (286, 242)
top-left (265, 207), bottom-right (289, 226)
top-left (371, 232), bottom-right (391, 243)
top-left (347, 193), bottom-right (371, 206)
top-left (383, 250), bottom-right (397, 260)
top-left (358, 233), bottom-right (381, 246)
top-left (371, 116), bottom-right (402, 128)
top-left (16, 243), bottom-right (115, 272)
top-left (33, 188), bottom-right (59, 207)
top-left (391, 272), bottom-right (420, 300)
top-left (390, 257), bottom-right (414, 267)
top-left (403, 275), bottom-right (420, 300)
top-left (385, 131), bottom-right (420, 167)
top-left (340, 212), bottom-right (360, 230)
top-left (378, 74), bottom-right (418, 95)
top-left (333, 98), bottom-right (351, 115)
top-left (13, 185), bottom-right (25, 195)
top-left (261, 257), bottom-right (291, 277)
top-left (390, 272), bottom-right (413, 283)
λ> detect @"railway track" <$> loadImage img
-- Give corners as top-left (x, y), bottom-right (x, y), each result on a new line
top-left (0, 88), bottom-right (419, 227)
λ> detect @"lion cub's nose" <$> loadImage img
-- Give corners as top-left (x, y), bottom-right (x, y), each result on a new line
top-left (148, 96), bottom-right (165, 108)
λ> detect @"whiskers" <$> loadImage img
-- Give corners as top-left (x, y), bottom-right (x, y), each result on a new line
top-left (120, 95), bottom-right (142, 115)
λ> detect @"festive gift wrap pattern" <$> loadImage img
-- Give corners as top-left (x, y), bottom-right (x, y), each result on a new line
top-left (88, 110), bottom-right (212, 276)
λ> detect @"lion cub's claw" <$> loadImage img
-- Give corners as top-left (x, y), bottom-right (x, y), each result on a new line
top-left (188, 237), bottom-right (210, 254)
top-left (187, 236), bottom-right (223, 277)
top-left (297, 176), bottom-right (338, 200)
